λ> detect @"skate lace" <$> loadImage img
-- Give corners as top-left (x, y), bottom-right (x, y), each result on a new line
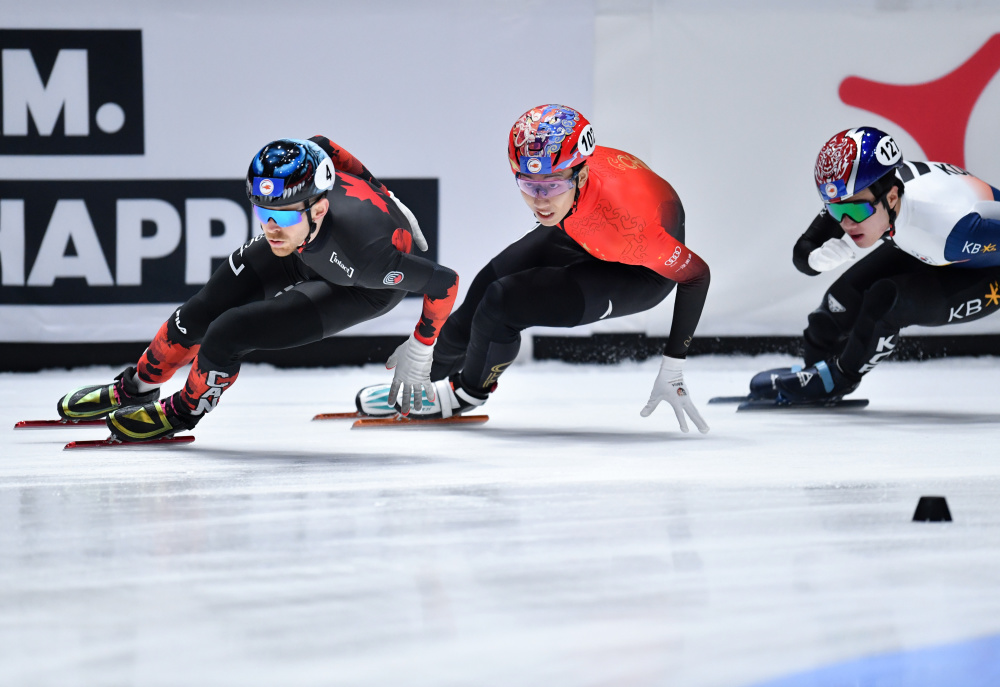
top-left (113, 372), bottom-right (139, 405)
top-left (163, 395), bottom-right (198, 429)
top-left (163, 396), bottom-right (182, 420)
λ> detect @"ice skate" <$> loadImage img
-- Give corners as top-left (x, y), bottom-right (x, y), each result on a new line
top-left (396, 375), bottom-right (487, 419)
top-left (57, 366), bottom-right (160, 420)
top-left (748, 365), bottom-right (802, 400)
top-left (773, 359), bottom-right (860, 404)
top-left (355, 383), bottom-right (432, 417)
top-left (106, 394), bottom-right (199, 442)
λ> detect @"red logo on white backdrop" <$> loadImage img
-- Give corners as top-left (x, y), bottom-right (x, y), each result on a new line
top-left (839, 34), bottom-right (1000, 168)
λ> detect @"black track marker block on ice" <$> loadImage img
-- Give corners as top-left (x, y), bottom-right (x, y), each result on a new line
top-left (913, 496), bottom-right (952, 522)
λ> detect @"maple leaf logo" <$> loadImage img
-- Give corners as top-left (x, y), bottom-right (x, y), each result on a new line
top-left (337, 172), bottom-right (389, 214)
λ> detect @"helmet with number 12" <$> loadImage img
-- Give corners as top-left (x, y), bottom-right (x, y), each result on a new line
top-left (814, 126), bottom-right (904, 204)
top-left (508, 104), bottom-right (598, 175)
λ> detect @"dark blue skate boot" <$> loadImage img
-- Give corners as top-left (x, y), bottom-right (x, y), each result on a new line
top-left (773, 359), bottom-right (860, 404)
top-left (749, 365), bottom-right (802, 400)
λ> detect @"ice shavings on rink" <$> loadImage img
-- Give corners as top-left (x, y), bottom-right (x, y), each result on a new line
top-left (2, 355), bottom-right (1000, 687)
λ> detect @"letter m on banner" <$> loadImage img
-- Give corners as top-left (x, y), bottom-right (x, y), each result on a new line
top-left (0, 29), bottom-right (143, 155)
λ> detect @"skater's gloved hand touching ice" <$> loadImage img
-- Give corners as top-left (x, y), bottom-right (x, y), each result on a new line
top-left (807, 236), bottom-right (856, 272)
top-left (640, 355), bottom-right (709, 434)
top-left (387, 333), bottom-right (436, 415)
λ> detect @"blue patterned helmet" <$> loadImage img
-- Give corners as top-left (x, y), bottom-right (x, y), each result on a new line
top-left (814, 126), bottom-right (904, 203)
top-left (246, 138), bottom-right (336, 207)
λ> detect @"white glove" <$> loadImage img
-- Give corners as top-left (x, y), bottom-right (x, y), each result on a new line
top-left (386, 333), bottom-right (436, 415)
top-left (388, 191), bottom-right (428, 252)
top-left (640, 355), bottom-right (709, 434)
top-left (807, 236), bottom-right (856, 272)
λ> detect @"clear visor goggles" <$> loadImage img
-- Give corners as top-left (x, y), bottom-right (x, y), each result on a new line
top-left (252, 202), bottom-right (313, 228)
top-left (515, 168), bottom-right (580, 198)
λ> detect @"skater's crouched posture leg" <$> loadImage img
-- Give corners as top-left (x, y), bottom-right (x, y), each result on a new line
top-left (774, 252), bottom-right (1000, 403)
top-left (56, 237), bottom-right (262, 422)
top-left (775, 278), bottom-right (901, 403)
top-left (409, 253), bottom-right (676, 419)
top-left (55, 307), bottom-right (208, 422)
top-left (108, 278), bottom-right (402, 441)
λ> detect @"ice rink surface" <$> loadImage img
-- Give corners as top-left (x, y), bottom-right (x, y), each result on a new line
top-left (2, 355), bottom-right (999, 687)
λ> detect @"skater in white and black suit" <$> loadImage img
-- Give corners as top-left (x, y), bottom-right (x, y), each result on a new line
top-left (751, 126), bottom-right (1000, 403)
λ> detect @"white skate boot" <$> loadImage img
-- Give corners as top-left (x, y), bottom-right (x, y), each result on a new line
top-left (398, 375), bottom-right (487, 419)
top-left (354, 383), bottom-right (432, 417)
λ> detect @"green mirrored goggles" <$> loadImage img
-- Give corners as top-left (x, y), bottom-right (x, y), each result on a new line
top-left (826, 200), bottom-right (878, 223)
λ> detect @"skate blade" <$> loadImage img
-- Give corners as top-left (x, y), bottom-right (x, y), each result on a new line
top-left (737, 398), bottom-right (869, 412)
top-left (15, 419), bottom-right (107, 429)
top-left (351, 414), bottom-right (489, 429)
top-left (312, 411), bottom-right (368, 420)
top-left (707, 396), bottom-right (755, 404)
top-left (64, 435), bottom-right (196, 449)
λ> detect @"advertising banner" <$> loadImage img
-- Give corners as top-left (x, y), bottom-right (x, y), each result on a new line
top-left (0, 3), bottom-right (595, 353)
top-left (590, 4), bottom-right (1000, 338)
top-left (4, 2), bottom-right (999, 361)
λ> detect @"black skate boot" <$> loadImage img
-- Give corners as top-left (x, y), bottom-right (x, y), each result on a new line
top-left (748, 365), bottom-right (802, 400)
top-left (395, 374), bottom-right (487, 419)
top-left (57, 366), bottom-right (160, 420)
top-left (106, 393), bottom-right (199, 442)
top-left (773, 359), bottom-right (860, 404)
